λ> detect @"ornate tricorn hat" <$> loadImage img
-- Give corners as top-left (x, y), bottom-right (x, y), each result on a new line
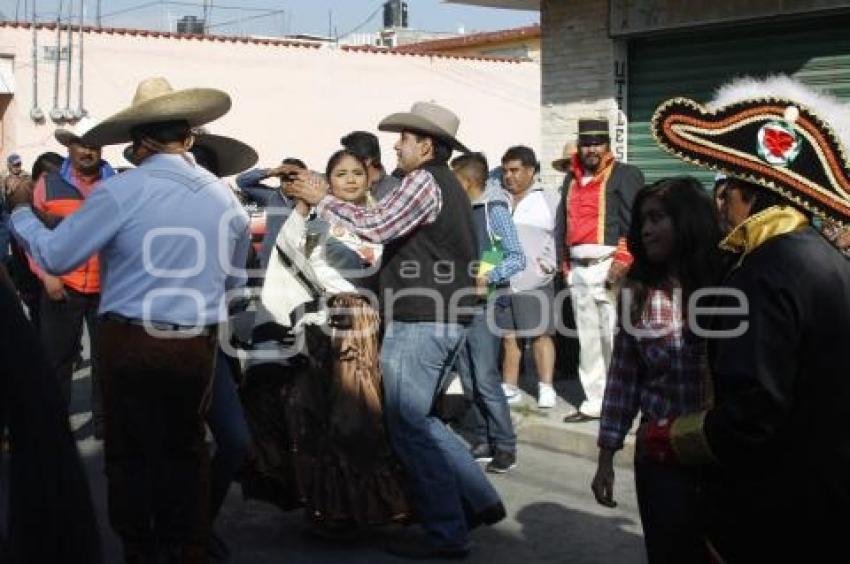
top-left (652, 75), bottom-right (850, 225)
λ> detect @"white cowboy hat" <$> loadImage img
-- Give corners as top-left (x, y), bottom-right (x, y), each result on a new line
top-left (378, 101), bottom-right (469, 153)
top-left (82, 77), bottom-right (231, 147)
top-left (55, 116), bottom-right (102, 147)
top-left (122, 131), bottom-right (258, 177)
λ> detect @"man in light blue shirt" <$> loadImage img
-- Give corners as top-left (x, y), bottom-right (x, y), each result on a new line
top-left (12, 152), bottom-right (250, 326)
top-left (235, 157), bottom-right (305, 267)
top-left (8, 77), bottom-right (247, 563)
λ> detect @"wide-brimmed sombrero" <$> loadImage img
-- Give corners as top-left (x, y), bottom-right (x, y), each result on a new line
top-left (55, 116), bottom-right (102, 147)
top-left (190, 132), bottom-right (258, 176)
top-left (83, 77), bottom-right (231, 147)
top-left (652, 75), bottom-right (850, 225)
top-left (379, 101), bottom-right (470, 153)
top-left (123, 130), bottom-right (257, 177)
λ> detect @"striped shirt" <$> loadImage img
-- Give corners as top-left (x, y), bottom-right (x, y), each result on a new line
top-left (598, 287), bottom-right (710, 451)
top-left (316, 169), bottom-right (441, 244)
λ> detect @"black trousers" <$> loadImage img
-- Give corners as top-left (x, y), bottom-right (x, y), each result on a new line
top-left (98, 319), bottom-right (216, 564)
top-left (0, 277), bottom-right (102, 564)
top-left (39, 288), bottom-right (102, 425)
top-left (634, 456), bottom-right (705, 564)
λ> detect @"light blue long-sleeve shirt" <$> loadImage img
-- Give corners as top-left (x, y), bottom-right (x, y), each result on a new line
top-left (11, 153), bottom-right (251, 325)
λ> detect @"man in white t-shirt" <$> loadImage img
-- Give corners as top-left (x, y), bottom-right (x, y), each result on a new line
top-left (497, 145), bottom-right (560, 409)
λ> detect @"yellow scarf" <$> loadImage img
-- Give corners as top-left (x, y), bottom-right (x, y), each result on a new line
top-left (720, 205), bottom-right (809, 257)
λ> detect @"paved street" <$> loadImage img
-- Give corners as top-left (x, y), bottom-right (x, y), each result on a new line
top-left (69, 364), bottom-right (646, 564)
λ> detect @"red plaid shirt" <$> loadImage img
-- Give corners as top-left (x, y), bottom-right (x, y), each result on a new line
top-left (316, 169), bottom-right (441, 243)
top-left (598, 287), bottom-right (710, 451)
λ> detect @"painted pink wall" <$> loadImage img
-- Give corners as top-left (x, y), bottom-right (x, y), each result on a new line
top-left (1, 25), bottom-right (540, 176)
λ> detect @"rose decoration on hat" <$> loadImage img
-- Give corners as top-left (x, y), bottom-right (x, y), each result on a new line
top-left (757, 111), bottom-right (802, 167)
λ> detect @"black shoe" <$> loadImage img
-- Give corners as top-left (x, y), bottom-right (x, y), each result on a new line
top-left (562, 411), bottom-right (599, 423)
top-left (466, 501), bottom-right (507, 530)
top-left (303, 520), bottom-right (359, 543)
top-left (208, 530), bottom-right (231, 563)
top-left (385, 539), bottom-right (471, 560)
top-left (93, 419), bottom-right (105, 441)
top-left (485, 450), bottom-right (516, 474)
top-left (469, 443), bottom-right (493, 462)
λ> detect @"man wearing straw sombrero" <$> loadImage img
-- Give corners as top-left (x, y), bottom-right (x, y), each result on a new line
top-left (618, 76), bottom-right (850, 561)
top-left (288, 101), bottom-right (504, 558)
top-left (9, 77), bottom-right (251, 563)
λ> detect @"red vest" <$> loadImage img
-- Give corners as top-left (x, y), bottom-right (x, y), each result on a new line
top-left (42, 172), bottom-right (101, 294)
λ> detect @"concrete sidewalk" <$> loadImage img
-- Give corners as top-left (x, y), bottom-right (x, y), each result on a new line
top-left (508, 379), bottom-right (635, 469)
top-left (446, 373), bottom-right (636, 470)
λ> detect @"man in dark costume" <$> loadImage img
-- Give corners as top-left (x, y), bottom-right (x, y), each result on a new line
top-left (644, 76), bottom-right (850, 561)
top-left (0, 257), bottom-right (101, 563)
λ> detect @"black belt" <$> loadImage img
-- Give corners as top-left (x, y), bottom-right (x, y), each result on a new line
top-left (571, 254), bottom-right (613, 267)
top-left (101, 312), bottom-right (217, 337)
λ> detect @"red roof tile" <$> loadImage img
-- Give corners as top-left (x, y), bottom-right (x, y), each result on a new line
top-left (0, 20), bottom-right (531, 63)
top-left (391, 24), bottom-right (539, 54)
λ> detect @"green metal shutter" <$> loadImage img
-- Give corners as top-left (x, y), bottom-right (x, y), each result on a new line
top-left (628, 16), bottom-right (850, 186)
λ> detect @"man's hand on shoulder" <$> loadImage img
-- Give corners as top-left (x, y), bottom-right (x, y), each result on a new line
top-left (285, 171), bottom-right (328, 206)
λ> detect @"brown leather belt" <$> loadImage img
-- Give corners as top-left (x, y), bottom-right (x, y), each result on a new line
top-left (101, 312), bottom-right (217, 337)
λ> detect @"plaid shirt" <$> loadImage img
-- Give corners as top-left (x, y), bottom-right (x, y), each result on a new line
top-left (484, 202), bottom-right (526, 285)
top-left (598, 287), bottom-right (710, 451)
top-left (316, 169), bottom-right (441, 244)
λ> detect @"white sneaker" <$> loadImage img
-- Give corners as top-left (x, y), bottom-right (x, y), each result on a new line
top-left (501, 383), bottom-right (522, 404)
top-left (537, 383), bottom-right (557, 409)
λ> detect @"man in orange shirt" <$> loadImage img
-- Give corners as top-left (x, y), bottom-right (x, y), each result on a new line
top-left (33, 119), bottom-right (115, 437)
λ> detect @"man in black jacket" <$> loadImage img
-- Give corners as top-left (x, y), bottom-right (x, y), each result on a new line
top-left (642, 76), bottom-right (850, 561)
top-left (553, 118), bottom-right (643, 421)
top-left (0, 264), bottom-right (101, 564)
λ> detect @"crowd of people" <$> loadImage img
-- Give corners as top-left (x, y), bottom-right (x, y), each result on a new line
top-left (1, 73), bottom-right (850, 564)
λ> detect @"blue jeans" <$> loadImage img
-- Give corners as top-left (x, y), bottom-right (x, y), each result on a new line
top-left (207, 348), bottom-right (252, 520)
top-left (381, 321), bottom-right (502, 548)
top-left (456, 305), bottom-right (516, 453)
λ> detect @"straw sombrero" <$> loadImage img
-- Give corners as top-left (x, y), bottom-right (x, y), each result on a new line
top-left (122, 130), bottom-right (257, 177)
top-left (378, 101), bottom-right (469, 153)
top-left (652, 75), bottom-right (850, 225)
top-left (83, 77), bottom-right (231, 147)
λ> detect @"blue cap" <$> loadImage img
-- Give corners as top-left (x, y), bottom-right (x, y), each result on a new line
top-left (7, 153), bottom-right (21, 165)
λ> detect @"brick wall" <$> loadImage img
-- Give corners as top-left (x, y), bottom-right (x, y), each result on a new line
top-left (540, 0), bottom-right (620, 188)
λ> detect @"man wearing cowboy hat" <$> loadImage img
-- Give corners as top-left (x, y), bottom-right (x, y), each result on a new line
top-left (27, 117), bottom-right (115, 437)
top-left (127, 126), bottom-right (257, 559)
top-left (553, 118), bottom-right (644, 423)
top-left (628, 76), bottom-right (850, 561)
top-left (287, 101), bottom-right (504, 559)
top-left (8, 77), bottom-right (250, 563)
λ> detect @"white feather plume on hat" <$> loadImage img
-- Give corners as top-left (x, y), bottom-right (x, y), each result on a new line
top-left (709, 74), bottom-right (850, 150)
